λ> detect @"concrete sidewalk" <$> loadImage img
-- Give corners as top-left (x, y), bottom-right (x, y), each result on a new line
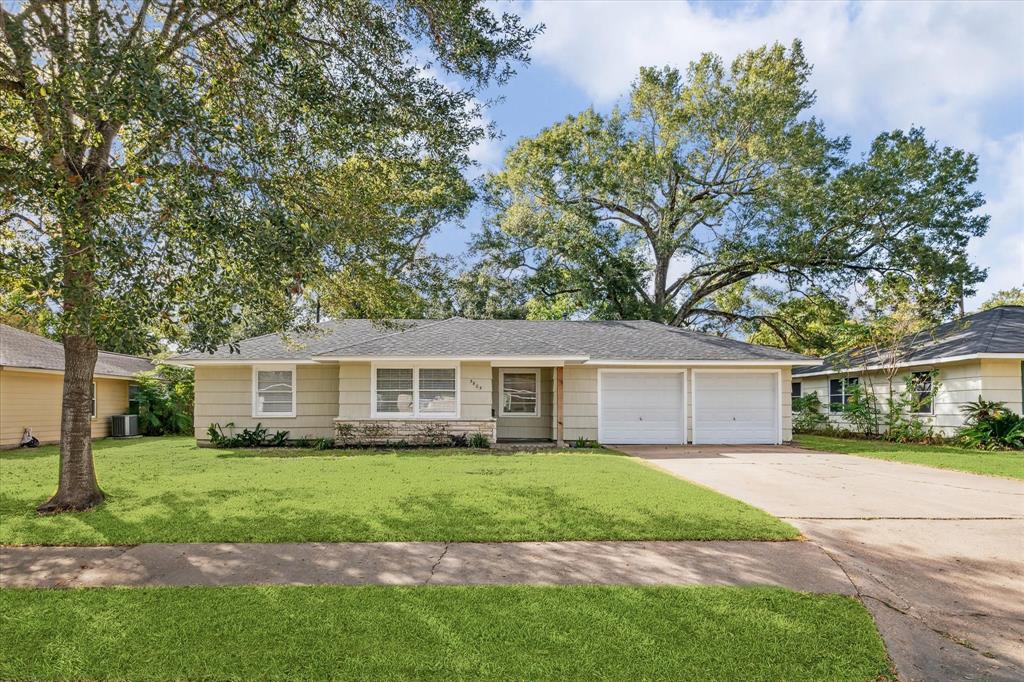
top-left (0, 540), bottom-right (854, 594)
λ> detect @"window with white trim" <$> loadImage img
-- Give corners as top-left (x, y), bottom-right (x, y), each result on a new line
top-left (791, 381), bottom-right (802, 398)
top-left (253, 367), bottom-right (296, 417)
top-left (829, 377), bottom-right (859, 413)
top-left (500, 370), bottom-right (539, 417)
top-left (373, 366), bottom-right (457, 417)
top-left (909, 371), bottom-right (934, 414)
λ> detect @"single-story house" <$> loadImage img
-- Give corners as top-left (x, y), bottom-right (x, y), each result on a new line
top-left (0, 324), bottom-right (154, 448)
top-left (169, 318), bottom-right (818, 446)
top-left (792, 305), bottom-right (1024, 435)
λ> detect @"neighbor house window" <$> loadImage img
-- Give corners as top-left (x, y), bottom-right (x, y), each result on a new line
top-left (500, 369), bottom-right (539, 417)
top-left (829, 377), bottom-right (859, 413)
top-left (791, 381), bottom-right (802, 398)
top-left (128, 384), bottom-right (141, 415)
top-left (909, 371), bottom-right (934, 414)
top-left (373, 366), bottom-right (458, 418)
top-left (91, 382), bottom-right (97, 419)
top-left (253, 366), bottom-right (296, 418)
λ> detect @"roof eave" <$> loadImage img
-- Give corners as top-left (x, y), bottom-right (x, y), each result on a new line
top-left (793, 352), bottom-right (1024, 377)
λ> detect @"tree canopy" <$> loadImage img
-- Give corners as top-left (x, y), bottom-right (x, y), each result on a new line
top-left (468, 42), bottom-right (988, 347)
top-left (0, 0), bottom-right (536, 510)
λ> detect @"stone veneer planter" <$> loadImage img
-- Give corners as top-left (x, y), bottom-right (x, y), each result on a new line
top-left (333, 419), bottom-right (497, 446)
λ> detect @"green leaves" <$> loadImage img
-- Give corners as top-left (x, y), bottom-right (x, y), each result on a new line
top-left (1, 0), bottom-right (535, 351)
top-left (469, 41), bottom-right (987, 343)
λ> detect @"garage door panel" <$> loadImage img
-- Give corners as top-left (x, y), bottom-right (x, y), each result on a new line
top-left (600, 371), bottom-right (684, 445)
top-left (694, 372), bottom-right (778, 445)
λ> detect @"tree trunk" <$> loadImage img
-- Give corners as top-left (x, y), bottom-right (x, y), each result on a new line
top-left (37, 335), bottom-right (105, 513)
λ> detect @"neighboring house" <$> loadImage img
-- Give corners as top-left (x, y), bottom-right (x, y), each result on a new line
top-left (0, 324), bottom-right (153, 448)
top-left (168, 318), bottom-right (818, 446)
top-left (792, 305), bottom-right (1024, 436)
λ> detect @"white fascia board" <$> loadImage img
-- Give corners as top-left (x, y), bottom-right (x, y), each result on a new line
top-left (0, 366), bottom-right (139, 380)
top-left (792, 353), bottom-right (1024, 377)
top-left (585, 359), bottom-right (821, 367)
top-left (163, 358), bottom-right (321, 367)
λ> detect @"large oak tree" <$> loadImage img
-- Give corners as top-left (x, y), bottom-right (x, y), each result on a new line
top-left (470, 42), bottom-right (988, 346)
top-left (1, 0), bottom-right (535, 511)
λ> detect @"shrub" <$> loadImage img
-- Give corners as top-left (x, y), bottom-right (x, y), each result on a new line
top-left (268, 430), bottom-right (290, 447)
top-left (311, 437), bottom-right (335, 451)
top-left (449, 433), bottom-right (469, 447)
top-left (468, 432), bottom-right (490, 449)
top-left (958, 409), bottom-right (1024, 450)
top-left (131, 365), bottom-right (194, 435)
top-left (793, 393), bottom-right (828, 433)
top-left (415, 422), bottom-right (450, 446)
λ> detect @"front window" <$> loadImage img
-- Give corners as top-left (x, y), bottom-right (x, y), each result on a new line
top-left (829, 377), bottom-right (859, 413)
top-left (501, 370), bottom-right (539, 417)
top-left (791, 381), bottom-right (802, 398)
top-left (909, 371), bottom-right (934, 414)
top-left (374, 366), bottom-right (458, 417)
top-left (253, 366), bottom-right (296, 417)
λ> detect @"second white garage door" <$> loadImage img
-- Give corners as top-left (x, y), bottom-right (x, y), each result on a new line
top-left (599, 371), bottom-right (685, 444)
top-left (693, 371), bottom-right (779, 444)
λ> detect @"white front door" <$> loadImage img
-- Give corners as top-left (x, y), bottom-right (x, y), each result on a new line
top-left (599, 371), bottom-right (685, 444)
top-left (693, 371), bottom-right (779, 444)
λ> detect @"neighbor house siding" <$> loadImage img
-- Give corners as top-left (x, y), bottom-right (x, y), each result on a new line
top-left (193, 364), bottom-right (339, 442)
top-left (980, 358), bottom-right (1024, 416)
top-left (0, 369), bottom-right (130, 448)
top-left (797, 360), bottom-right (990, 436)
top-left (492, 367), bottom-right (554, 440)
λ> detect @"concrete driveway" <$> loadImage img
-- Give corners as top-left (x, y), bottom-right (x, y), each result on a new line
top-left (617, 444), bottom-right (1024, 682)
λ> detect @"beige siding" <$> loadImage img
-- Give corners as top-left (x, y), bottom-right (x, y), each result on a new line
top-left (493, 367), bottom-right (554, 440)
top-left (794, 359), bottom-right (1006, 436)
top-left (562, 365), bottom-right (598, 441)
top-left (460, 361), bottom-right (493, 421)
top-left (338, 362), bottom-right (370, 419)
top-left (193, 364), bottom-right (339, 441)
top-left (1, 369), bottom-right (130, 448)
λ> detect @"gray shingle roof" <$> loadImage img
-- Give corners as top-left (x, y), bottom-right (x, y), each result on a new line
top-left (0, 324), bottom-right (154, 377)
top-left (793, 305), bottom-right (1024, 376)
top-left (170, 317), bottom-right (816, 363)
top-left (171, 319), bottom-right (427, 361)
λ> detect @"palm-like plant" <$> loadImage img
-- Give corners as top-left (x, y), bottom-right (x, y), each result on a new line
top-left (959, 397), bottom-right (1006, 425)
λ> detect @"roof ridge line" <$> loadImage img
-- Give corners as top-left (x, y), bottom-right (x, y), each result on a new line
top-left (314, 317), bottom-right (454, 356)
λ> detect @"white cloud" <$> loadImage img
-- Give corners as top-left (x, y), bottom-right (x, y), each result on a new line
top-left (522, 0), bottom-right (1024, 307)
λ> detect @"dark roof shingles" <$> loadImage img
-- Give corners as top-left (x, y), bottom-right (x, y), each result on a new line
top-left (1, 324), bottom-right (153, 377)
top-left (793, 305), bottom-right (1024, 375)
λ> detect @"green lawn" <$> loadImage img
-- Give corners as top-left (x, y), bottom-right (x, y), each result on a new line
top-left (0, 585), bottom-right (891, 682)
top-left (0, 437), bottom-right (797, 545)
top-left (795, 434), bottom-right (1024, 480)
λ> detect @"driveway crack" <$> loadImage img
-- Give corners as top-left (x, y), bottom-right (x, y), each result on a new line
top-left (424, 542), bottom-right (450, 585)
top-left (816, 541), bottom-right (990, 658)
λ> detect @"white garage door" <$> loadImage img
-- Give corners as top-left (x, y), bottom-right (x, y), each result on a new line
top-left (693, 372), bottom-right (778, 444)
top-left (599, 371), bottom-right (684, 444)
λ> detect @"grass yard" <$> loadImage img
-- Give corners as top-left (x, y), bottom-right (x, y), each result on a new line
top-left (795, 434), bottom-right (1024, 480)
top-left (0, 585), bottom-right (891, 682)
top-left (0, 437), bottom-right (797, 545)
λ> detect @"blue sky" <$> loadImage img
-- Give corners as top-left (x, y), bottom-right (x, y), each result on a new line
top-left (429, 0), bottom-right (1024, 309)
